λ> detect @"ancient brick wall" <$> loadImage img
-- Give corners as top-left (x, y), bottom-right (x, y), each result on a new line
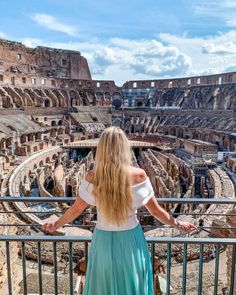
top-left (0, 38), bottom-right (91, 80)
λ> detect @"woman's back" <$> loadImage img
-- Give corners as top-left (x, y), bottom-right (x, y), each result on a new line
top-left (79, 166), bottom-right (154, 231)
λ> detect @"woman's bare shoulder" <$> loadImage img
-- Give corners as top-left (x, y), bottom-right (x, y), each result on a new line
top-left (128, 166), bottom-right (148, 185)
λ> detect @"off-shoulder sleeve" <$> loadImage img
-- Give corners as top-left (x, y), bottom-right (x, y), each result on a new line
top-left (132, 178), bottom-right (155, 208)
top-left (78, 179), bottom-right (95, 205)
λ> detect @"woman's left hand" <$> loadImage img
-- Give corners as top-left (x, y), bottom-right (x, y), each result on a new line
top-left (175, 221), bottom-right (198, 234)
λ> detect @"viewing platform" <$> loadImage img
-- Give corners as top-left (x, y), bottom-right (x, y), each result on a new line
top-left (0, 197), bottom-right (235, 295)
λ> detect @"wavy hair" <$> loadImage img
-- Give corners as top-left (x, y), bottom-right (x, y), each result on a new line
top-left (92, 126), bottom-right (132, 225)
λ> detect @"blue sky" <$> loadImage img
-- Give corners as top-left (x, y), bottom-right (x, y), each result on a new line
top-left (1, 0), bottom-right (236, 85)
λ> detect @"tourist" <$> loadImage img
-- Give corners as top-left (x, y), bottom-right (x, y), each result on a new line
top-left (42, 126), bottom-right (197, 295)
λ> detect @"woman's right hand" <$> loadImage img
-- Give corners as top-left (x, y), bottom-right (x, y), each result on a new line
top-left (42, 221), bottom-right (58, 233)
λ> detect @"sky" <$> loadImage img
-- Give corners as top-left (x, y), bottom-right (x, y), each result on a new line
top-left (1, 0), bottom-right (236, 85)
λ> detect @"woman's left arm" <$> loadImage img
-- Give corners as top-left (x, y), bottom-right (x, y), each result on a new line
top-left (42, 197), bottom-right (89, 233)
top-left (145, 196), bottom-right (197, 232)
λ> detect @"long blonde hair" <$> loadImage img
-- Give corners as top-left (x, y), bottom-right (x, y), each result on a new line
top-left (92, 126), bottom-right (132, 225)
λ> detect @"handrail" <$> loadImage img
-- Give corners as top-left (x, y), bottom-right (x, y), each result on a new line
top-left (1, 197), bottom-right (236, 204)
top-left (0, 235), bottom-right (235, 244)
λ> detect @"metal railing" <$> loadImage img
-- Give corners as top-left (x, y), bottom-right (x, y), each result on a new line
top-left (0, 197), bottom-right (236, 294)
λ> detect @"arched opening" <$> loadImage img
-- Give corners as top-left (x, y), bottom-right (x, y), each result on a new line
top-left (44, 176), bottom-right (54, 195)
top-left (44, 99), bottom-right (50, 108)
top-left (70, 91), bottom-right (77, 107)
top-left (137, 101), bottom-right (144, 107)
top-left (51, 121), bottom-right (56, 127)
top-left (112, 92), bottom-right (122, 109)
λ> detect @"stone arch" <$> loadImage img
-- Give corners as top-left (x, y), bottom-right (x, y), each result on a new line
top-left (95, 92), bottom-right (104, 105)
top-left (15, 87), bottom-right (33, 107)
top-left (44, 176), bottom-right (54, 194)
top-left (39, 160), bottom-right (44, 167)
top-left (52, 90), bottom-right (64, 107)
top-left (51, 121), bottom-right (57, 127)
top-left (105, 92), bottom-right (111, 101)
top-left (25, 89), bottom-right (41, 107)
top-left (70, 90), bottom-right (79, 107)
top-left (2, 96), bottom-right (13, 108)
top-left (112, 92), bottom-right (122, 109)
top-left (8, 90), bottom-right (24, 108)
top-left (222, 135), bottom-right (230, 150)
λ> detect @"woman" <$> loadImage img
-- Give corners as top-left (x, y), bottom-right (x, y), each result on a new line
top-left (42, 126), bottom-right (197, 295)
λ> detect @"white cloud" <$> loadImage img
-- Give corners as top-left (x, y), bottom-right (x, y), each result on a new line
top-left (192, 0), bottom-right (236, 27)
top-left (31, 14), bottom-right (78, 36)
top-left (159, 31), bottom-right (236, 77)
top-left (202, 42), bottom-right (236, 55)
top-left (22, 38), bottom-right (43, 48)
top-left (0, 31), bottom-right (7, 39)
top-left (86, 39), bottom-right (192, 77)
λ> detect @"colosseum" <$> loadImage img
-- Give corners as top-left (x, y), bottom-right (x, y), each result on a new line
top-left (0, 38), bottom-right (236, 295)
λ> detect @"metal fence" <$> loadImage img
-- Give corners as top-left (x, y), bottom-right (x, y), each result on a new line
top-left (0, 197), bottom-right (236, 295)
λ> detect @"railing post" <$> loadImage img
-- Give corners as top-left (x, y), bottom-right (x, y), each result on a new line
top-left (230, 244), bottom-right (236, 295)
top-left (53, 242), bottom-right (58, 295)
top-left (198, 244), bottom-right (204, 295)
top-left (6, 241), bottom-right (12, 295)
top-left (151, 242), bottom-right (155, 278)
top-left (166, 243), bottom-right (171, 295)
top-left (21, 241), bottom-right (27, 295)
top-left (37, 242), bottom-right (43, 295)
top-left (182, 243), bottom-right (187, 295)
top-left (69, 242), bottom-right (74, 295)
top-left (213, 244), bottom-right (220, 295)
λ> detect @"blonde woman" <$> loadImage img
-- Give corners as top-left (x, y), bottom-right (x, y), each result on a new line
top-left (42, 126), bottom-right (197, 295)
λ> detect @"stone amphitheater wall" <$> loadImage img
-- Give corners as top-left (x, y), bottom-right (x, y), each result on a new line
top-left (0, 39), bottom-right (91, 80)
top-left (123, 72), bottom-right (236, 88)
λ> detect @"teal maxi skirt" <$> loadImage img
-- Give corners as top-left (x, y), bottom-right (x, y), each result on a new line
top-left (82, 224), bottom-right (154, 295)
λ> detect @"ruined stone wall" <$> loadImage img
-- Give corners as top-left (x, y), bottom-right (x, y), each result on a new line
top-left (140, 149), bottom-right (180, 204)
top-left (226, 157), bottom-right (236, 173)
top-left (0, 39), bottom-right (91, 80)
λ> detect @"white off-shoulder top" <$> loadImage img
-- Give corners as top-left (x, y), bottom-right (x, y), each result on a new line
top-left (78, 177), bottom-right (154, 231)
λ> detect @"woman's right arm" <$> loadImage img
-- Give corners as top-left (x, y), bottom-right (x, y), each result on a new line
top-left (145, 196), bottom-right (197, 232)
top-left (42, 197), bottom-right (89, 233)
